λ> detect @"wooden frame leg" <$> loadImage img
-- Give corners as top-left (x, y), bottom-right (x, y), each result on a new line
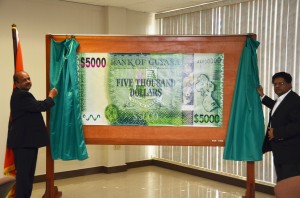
top-left (43, 145), bottom-right (62, 198)
top-left (244, 161), bottom-right (255, 198)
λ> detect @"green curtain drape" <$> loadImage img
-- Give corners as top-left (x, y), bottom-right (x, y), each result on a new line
top-left (223, 37), bottom-right (265, 161)
top-left (49, 38), bottom-right (88, 160)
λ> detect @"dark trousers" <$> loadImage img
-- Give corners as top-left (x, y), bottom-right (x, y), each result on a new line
top-left (13, 148), bottom-right (38, 198)
top-left (274, 162), bottom-right (300, 182)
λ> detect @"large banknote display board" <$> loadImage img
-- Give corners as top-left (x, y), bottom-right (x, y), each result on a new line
top-left (46, 35), bottom-right (251, 146)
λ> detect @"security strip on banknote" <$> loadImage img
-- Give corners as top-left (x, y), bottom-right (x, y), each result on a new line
top-left (77, 53), bottom-right (224, 127)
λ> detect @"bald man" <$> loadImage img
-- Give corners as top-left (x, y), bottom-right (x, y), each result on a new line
top-left (7, 71), bottom-right (58, 198)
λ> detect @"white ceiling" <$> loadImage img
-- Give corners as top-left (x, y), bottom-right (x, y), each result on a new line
top-left (60, 0), bottom-right (224, 13)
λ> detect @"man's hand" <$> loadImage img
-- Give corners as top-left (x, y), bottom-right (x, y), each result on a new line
top-left (268, 127), bottom-right (274, 140)
top-left (256, 85), bottom-right (264, 97)
top-left (49, 87), bottom-right (58, 99)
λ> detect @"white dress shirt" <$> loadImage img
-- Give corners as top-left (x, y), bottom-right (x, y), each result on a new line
top-left (271, 90), bottom-right (291, 115)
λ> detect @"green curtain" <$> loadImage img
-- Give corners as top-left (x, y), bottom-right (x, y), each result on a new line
top-left (49, 38), bottom-right (88, 160)
top-left (223, 37), bottom-right (264, 161)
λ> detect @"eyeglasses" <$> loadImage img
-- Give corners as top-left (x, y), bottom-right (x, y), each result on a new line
top-left (273, 82), bottom-right (286, 86)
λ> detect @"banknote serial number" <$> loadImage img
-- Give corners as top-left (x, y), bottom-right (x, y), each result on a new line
top-left (196, 57), bottom-right (222, 64)
top-left (80, 57), bottom-right (106, 68)
top-left (194, 114), bottom-right (220, 123)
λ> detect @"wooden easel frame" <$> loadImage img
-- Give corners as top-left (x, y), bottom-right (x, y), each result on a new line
top-left (44, 34), bottom-right (256, 198)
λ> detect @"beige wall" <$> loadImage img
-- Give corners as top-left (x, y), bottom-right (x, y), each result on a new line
top-left (0, 0), bottom-right (155, 176)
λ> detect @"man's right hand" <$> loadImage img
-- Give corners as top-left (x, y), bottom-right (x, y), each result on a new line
top-left (256, 85), bottom-right (264, 97)
top-left (49, 87), bottom-right (58, 99)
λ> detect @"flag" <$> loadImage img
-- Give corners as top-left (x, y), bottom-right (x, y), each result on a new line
top-left (223, 37), bottom-right (265, 161)
top-left (3, 24), bottom-right (24, 198)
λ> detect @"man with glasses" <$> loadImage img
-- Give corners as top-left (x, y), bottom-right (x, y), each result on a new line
top-left (257, 72), bottom-right (300, 182)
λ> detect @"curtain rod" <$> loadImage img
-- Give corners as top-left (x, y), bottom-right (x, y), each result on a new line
top-left (155, 0), bottom-right (252, 19)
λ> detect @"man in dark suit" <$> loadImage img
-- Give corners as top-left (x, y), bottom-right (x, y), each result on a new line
top-left (257, 72), bottom-right (300, 182)
top-left (7, 71), bottom-right (58, 198)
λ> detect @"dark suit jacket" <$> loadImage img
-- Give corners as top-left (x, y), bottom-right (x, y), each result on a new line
top-left (7, 88), bottom-right (55, 148)
top-left (262, 91), bottom-right (300, 164)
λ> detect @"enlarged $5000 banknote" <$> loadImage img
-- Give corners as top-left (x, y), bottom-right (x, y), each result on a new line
top-left (77, 53), bottom-right (224, 127)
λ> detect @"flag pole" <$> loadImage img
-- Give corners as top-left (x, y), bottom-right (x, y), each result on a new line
top-left (12, 24), bottom-right (23, 73)
top-left (12, 24), bottom-right (18, 68)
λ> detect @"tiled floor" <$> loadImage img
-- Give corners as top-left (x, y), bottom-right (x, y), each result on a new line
top-left (32, 166), bottom-right (275, 198)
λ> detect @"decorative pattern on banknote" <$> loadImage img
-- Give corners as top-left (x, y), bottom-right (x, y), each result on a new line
top-left (82, 114), bottom-right (101, 121)
top-left (181, 54), bottom-right (195, 125)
